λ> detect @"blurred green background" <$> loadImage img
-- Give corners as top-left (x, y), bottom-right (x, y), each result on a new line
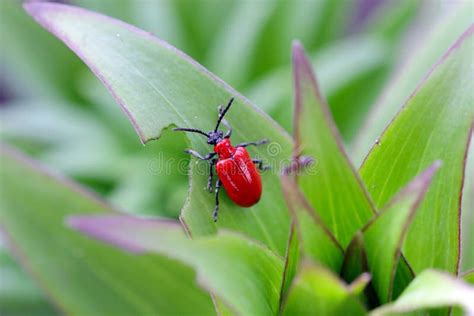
top-left (0, 0), bottom-right (468, 314)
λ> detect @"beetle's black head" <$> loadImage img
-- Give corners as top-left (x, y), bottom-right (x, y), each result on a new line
top-left (207, 130), bottom-right (223, 145)
top-left (172, 97), bottom-right (234, 145)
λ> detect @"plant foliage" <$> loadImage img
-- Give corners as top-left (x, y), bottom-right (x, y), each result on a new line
top-left (0, 1), bottom-right (473, 315)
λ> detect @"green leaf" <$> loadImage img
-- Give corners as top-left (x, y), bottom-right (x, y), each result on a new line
top-left (341, 232), bottom-right (369, 283)
top-left (371, 270), bottom-right (474, 316)
top-left (0, 246), bottom-right (58, 316)
top-left (280, 173), bottom-right (344, 272)
top-left (0, 146), bottom-right (215, 315)
top-left (341, 163), bottom-right (440, 305)
top-left (25, 2), bottom-right (293, 256)
top-left (348, 273), bottom-right (372, 297)
top-left (341, 232), bottom-right (380, 308)
top-left (462, 270), bottom-right (474, 285)
top-left (453, 272), bottom-right (474, 316)
top-left (363, 163), bottom-right (440, 303)
top-left (291, 41), bottom-right (375, 248)
top-left (461, 134), bottom-right (474, 272)
top-left (353, 2), bottom-right (473, 164)
top-left (68, 215), bottom-right (284, 316)
top-left (391, 255), bottom-right (415, 303)
top-left (360, 25), bottom-right (474, 274)
top-left (278, 222), bottom-right (300, 311)
top-left (282, 262), bottom-right (367, 316)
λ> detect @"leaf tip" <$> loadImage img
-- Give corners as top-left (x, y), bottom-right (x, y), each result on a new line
top-left (406, 160), bottom-right (442, 194)
top-left (66, 215), bottom-right (144, 253)
top-left (23, 1), bottom-right (56, 21)
top-left (291, 40), bottom-right (313, 80)
top-left (348, 272), bottom-right (372, 294)
top-left (23, 1), bottom-right (40, 16)
top-left (291, 40), bottom-right (304, 59)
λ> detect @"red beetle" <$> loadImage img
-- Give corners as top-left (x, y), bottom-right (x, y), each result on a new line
top-left (173, 98), bottom-right (269, 221)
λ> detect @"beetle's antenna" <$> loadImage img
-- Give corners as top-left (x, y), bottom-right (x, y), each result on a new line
top-left (173, 127), bottom-right (209, 137)
top-left (214, 97), bottom-right (234, 132)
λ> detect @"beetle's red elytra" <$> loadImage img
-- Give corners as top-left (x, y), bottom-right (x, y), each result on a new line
top-left (173, 98), bottom-right (269, 221)
top-left (215, 140), bottom-right (262, 207)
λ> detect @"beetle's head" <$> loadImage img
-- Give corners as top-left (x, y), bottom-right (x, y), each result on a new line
top-left (207, 130), bottom-right (224, 145)
top-left (172, 97), bottom-right (234, 145)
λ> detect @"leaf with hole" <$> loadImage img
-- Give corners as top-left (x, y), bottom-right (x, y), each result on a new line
top-left (24, 1), bottom-right (293, 256)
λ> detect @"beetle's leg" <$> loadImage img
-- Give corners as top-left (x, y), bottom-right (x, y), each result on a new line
top-left (207, 158), bottom-right (217, 192)
top-left (185, 151), bottom-right (216, 191)
top-left (212, 179), bottom-right (222, 222)
top-left (252, 158), bottom-right (270, 171)
top-left (184, 150), bottom-right (216, 161)
top-left (236, 139), bottom-right (269, 148)
top-left (218, 105), bottom-right (233, 138)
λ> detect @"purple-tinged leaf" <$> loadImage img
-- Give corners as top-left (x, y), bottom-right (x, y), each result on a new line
top-left (362, 162), bottom-right (440, 303)
top-left (281, 172), bottom-right (344, 272)
top-left (360, 25), bottom-right (474, 274)
top-left (23, 1), bottom-right (293, 257)
top-left (353, 2), bottom-right (473, 164)
top-left (341, 232), bottom-right (380, 308)
top-left (461, 132), bottom-right (474, 272)
top-left (291, 41), bottom-right (376, 248)
top-left (371, 270), bottom-right (474, 316)
top-left (69, 214), bottom-right (284, 316)
top-left (0, 145), bottom-right (215, 315)
top-left (278, 222), bottom-right (299, 312)
top-left (348, 272), bottom-right (372, 297)
top-left (282, 261), bottom-right (367, 316)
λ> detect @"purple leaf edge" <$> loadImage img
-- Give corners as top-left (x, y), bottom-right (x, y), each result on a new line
top-left (67, 214), bottom-right (183, 254)
top-left (23, 1), bottom-right (290, 144)
top-left (362, 161), bottom-right (442, 302)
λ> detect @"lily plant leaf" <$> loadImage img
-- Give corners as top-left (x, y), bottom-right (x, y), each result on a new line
top-left (278, 222), bottom-right (300, 312)
top-left (352, 2), bottom-right (474, 164)
top-left (463, 270), bottom-right (474, 285)
top-left (360, 25), bottom-right (474, 274)
top-left (24, 2), bottom-right (293, 256)
top-left (341, 163), bottom-right (440, 305)
top-left (68, 215), bottom-right (284, 316)
top-left (282, 261), bottom-right (367, 316)
top-left (340, 232), bottom-right (380, 308)
top-left (291, 41), bottom-right (375, 248)
top-left (0, 146), bottom-right (215, 315)
top-left (0, 247), bottom-right (58, 316)
top-left (348, 273), bottom-right (372, 297)
top-left (461, 132), bottom-right (474, 272)
top-left (362, 162), bottom-right (440, 303)
top-left (370, 270), bottom-right (474, 316)
top-left (280, 173), bottom-right (344, 272)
